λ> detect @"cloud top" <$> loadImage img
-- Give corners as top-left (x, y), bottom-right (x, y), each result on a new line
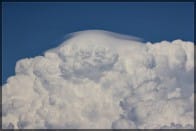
top-left (2, 30), bottom-right (194, 129)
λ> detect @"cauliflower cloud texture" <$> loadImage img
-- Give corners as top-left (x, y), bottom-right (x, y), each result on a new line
top-left (2, 30), bottom-right (194, 129)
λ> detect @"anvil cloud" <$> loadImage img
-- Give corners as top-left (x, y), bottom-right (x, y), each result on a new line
top-left (2, 30), bottom-right (194, 129)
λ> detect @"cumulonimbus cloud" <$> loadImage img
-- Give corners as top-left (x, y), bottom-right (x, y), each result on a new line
top-left (2, 30), bottom-right (194, 129)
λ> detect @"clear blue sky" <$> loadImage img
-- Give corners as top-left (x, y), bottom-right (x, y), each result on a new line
top-left (2, 2), bottom-right (194, 84)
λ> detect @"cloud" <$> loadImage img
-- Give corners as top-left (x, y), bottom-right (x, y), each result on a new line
top-left (2, 30), bottom-right (194, 129)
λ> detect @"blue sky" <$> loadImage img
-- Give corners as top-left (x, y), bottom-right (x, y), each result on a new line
top-left (2, 2), bottom-right (194, 84)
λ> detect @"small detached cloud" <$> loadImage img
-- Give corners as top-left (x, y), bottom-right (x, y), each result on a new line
top-left (2, 30), bottom-right (194, 129)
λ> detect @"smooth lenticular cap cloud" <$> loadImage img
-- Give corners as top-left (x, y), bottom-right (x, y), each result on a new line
top-left (2, 30), bottom-right (194, 129)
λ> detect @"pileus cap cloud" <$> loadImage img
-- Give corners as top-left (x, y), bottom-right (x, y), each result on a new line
top-left (2, 30), bottom-right (194, 129)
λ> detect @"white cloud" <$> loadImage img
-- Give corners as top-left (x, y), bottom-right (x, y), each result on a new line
top-left (2, 30), bottom-right (194, 129)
